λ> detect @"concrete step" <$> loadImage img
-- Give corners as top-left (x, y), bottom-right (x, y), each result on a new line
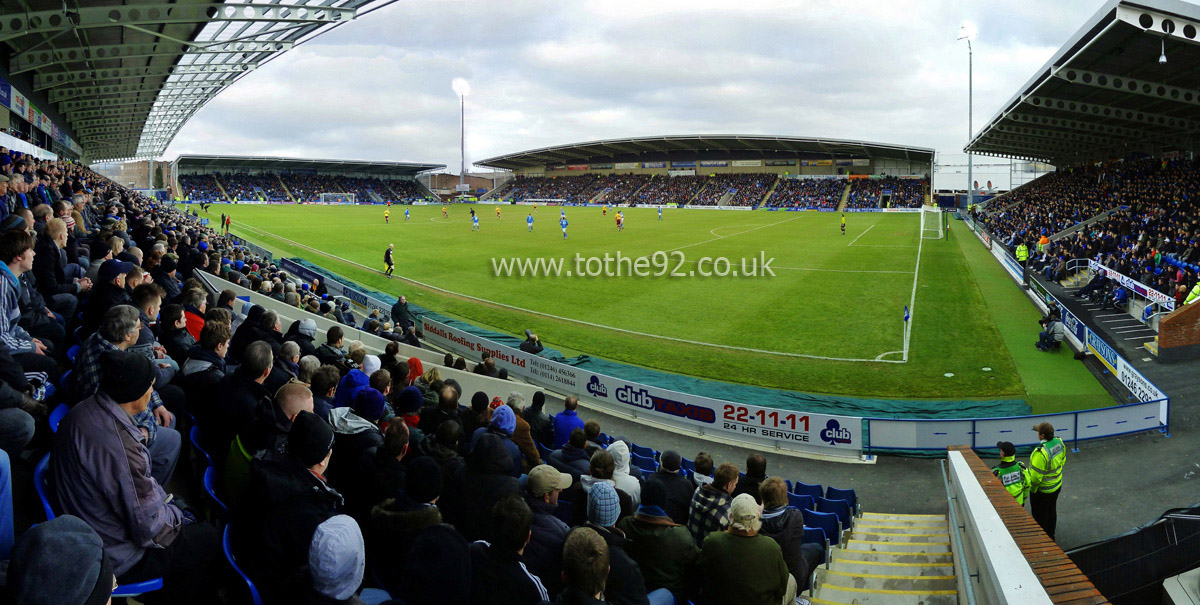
top-left (811, 577), bottom-right (958, 605)
top-left (844, 539), bottom-right (952, 553)
top-left (850, 531), bottom-right (949, 543)
top-left (859, 513), bottom-right (947, 523)
top-left (827, 561), bottom-right (955, 577)
top-left (1145, 339), bottom-right (1159, 357)
top-left (810, 597), bottom-right (957, 605)
top-left (831, 547), bottom-right (953, 565)
top-left (853, 522), bottom-right (948, 534)
top-left (816, 568), bottom-right (957, 591)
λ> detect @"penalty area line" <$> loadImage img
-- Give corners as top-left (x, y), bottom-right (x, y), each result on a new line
top-left (234, 222), bottom-right (906, 364)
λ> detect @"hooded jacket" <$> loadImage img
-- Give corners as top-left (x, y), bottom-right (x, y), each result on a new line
top-left (585, 523), bottom-right (650, 605)
top-left (326, 407), bottom-right (384, 514)
top-left (645, 469), bottom-right (698, 526)
top-left (442, 433), bottom-right (520, 542)
top-left (607, 441), bottom-right (642, 508)
top-left (548, 443), bottom-right (591, 479)
top-left (368, 497), bottom-right (443, 598)
top-left (180, 344), bottom-right (227, 377)
top-left (332, 369), bottom-right (370, 409)
top-left (523, 492), bottom-right (570, 598)
top-left (760, 506), bottom-right (818, 592)
top-left (616, 511), bottom-right (699, 597)
top-left (228, 305), bottom-right (265, 359)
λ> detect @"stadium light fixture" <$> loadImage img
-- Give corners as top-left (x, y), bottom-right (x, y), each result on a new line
top-left (452, 78), bottom-right (471, 191)
top-left (1160, 38), bottom-right (1168, 64)
top-left (958, 22), bottom-right (976, 209)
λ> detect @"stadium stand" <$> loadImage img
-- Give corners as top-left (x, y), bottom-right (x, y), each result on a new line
top-left (845, 176), bottom-right (926, 209)
top-left (765, 178), bottom-right (847, 209)
top-left (179, 171), bottom-right (427, 203)
top-left (689, 173), bottom-right (778, 207)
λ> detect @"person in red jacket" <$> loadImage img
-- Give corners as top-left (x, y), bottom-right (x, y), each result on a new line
top-left (182, 288), bottom-right (207, 340)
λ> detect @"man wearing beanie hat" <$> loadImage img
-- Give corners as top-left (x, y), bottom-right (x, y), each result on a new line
top-left (522, 390), bottom-right (553, 449)
top-left (367, 455), bottom-right (446, 597)
top-left (238, 410), bottom-right (343, 603)
top-left (585, 481), bottom-right (649, 605)
top-left (53, 350), bottom-right (222, 604)
top-left (150, 255), bottom-right (180, 301)
top-left (286, 317), bottom-right (320, 358)
top-left (992, 441), bottom-right (1031, 506)
top-left (307, 514), bottom-right (367, 604)
top-left (326, 388), bottom-right (386, 512)
top-left (698, 493), bottom-right (792, 605)
top-left (523, 464), bottom-right (574, 596)
top-left (644, 450), bottom-right (696, 525)
top-left (468, 402), bottom-right (523, 478)
top-left (8, 515), bottom-right (114, 605)
top-left (617, 480), bottom-right (698, 600)
top-left (80, 256), bottom-right (134, 334)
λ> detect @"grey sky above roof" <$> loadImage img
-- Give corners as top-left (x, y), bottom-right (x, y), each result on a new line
top-left (162, 1), bottom-right (1122, 170)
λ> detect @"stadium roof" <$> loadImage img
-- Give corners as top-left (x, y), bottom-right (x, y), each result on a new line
top-left (174, 154), bottom-right (443, 176)
top-left (0, 0), bottom-right (394, 162)
top-left (967, 0), bottom-right (1200, 166)
top-left (477, 135), bottom-right (935, 171)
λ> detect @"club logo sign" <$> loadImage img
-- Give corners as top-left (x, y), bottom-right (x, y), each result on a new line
top-left (821, 419), bottom-right (853, 446)
top-left (586, 376), bottom-right (608, 398)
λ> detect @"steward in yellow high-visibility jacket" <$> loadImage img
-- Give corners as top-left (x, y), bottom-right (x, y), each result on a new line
top-left (1028, 422), bottom-right (1066, 539)
top-left (1186, 283), bottom-right (1200, 305)
top-left (992, 441), bottom-right (1031, 505)
top-left (1016, 243), bottom-right (1030, 262)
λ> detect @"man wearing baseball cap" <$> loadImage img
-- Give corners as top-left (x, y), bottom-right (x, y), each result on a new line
top-left (991, 441), bottom-right (1030, 506)
top-left (1028, 422), bottom-right (1067, 540)
top-left (523, 464), bottom-right (573, 597)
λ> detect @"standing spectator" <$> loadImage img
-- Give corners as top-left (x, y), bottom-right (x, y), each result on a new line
top-left (617, 481), bottom-right (699, 601)
top-left (644, 450), bottom-right (696, 526)
top-left (759, 477), bottom-right (822, 593)
top-left (390, 294), bottom-right (413, 330)
top-left (698, 494), bottom-right (792, 605)
top-left (523, 391), bottom-right (553, 448)
top-left (467, 494), bottom-right (551, 604)
top-left (731, 453), bottom-right (767, 504)
top-left (558, 527), bottom-right (612, 605)
top-left (554, 395), bottom-right (585, 449)
top-left (523, 464), bottom-right (574, 597)
top-left (52, 350), bottom-right (221, 604)
top-left (586, 482), bottom-right (650, 605)
top-left (687, 463), bottom-right (738, 547)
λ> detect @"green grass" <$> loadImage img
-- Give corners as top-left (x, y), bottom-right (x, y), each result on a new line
top-left (217, 203), bottom-right (1106, 409)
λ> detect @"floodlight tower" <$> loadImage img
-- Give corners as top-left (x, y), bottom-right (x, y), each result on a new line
top-left (958, 22), bottom-right (977, 209)
top-left (451, 78), bottom-right (471, 191)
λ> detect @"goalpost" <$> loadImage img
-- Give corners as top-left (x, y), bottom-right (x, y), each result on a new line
top-left (920, 205), bottom-right (944, 240)
top-left (319, 193), bottom-right (357, 205)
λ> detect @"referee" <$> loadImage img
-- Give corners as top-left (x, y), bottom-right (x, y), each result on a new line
top-left (384, 243), bottom-right (395, 277)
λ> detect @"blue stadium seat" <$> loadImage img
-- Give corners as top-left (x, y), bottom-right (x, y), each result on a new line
top-left (204, 467), bottom-right (229, 519)
top-left (630, 443), bottom-right (656, 460)
top-left (190, 425), bottom-right (212, 468)
top-left (554, 499), bottom-right (573, 526)
top-left (631, 452), bottom-right (657, 475)
top-left (33, 453), bottom-right (54, 520)
top-left (680, 458), bottom-right (695, 473)
top-left (802, 509), bottom-right (841, 548)
top-left (66, 344), bottom-right (79, 365)
top-left (48, 403), bottom-right (69, 433)
top-left (223, 526), bottom-right (263, 605)
top-left (802, 526), bottom-right (828, 566)
top-left (825, 486), bottom-right (858, 515)
top-left (112, 578), bottom-right (165, 599)
top-left (792, 481), bottom-right (823, 501)
top-left (816, 498), bottom-right (853, 535)
top-left (787, 492), bottom-right (815, 512)
top-left (58, 369), bottom-right (72, 392)
top-left (536, 441), bottom-right (553, 461)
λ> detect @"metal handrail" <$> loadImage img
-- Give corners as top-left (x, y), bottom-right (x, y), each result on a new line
top-left (941, 459), bottom-right (979, 605)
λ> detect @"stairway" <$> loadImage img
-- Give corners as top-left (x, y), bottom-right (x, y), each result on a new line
top-left (809, 512), bottom-right (957, 605)
top-left (277, 175), bottom-right (297, 203)
top-left (759, 175), bottom-right (782, 208)
top-left (835, 182), bottom-right (851, 211)
top-left (213, 175), bottom-right (231, 201)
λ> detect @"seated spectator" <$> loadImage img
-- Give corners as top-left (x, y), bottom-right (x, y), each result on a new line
top-left (442, 432), bottom-right (520, 542)
top-left (316, 325), bottom-right (347, 366)
top-left (32, 216), bottom-right (92, 309)
top-left (287, 318), bottom-right (320, 358)
top-left (229, 305), bottom-right (266, 359)
top-left (74, 305), bottom-right (180, 486)
top-left (298, 355), bottom-right (321, 385)
top-left (181, 287), bottom-right (207, 340)
top-left (759, 477), bottom-right (822, 593)
top-left (310, 364), bottom-right (340, 421)
top-left (52, 350), bottom-right (221, 604)
top-left (692, 452), bottom-right (715, 487)
top-left (732, 453), bottom-right (767, 504)
top-left (617, 481), bottom-right (699, 601)
top-left (645, 450), bottom-right (697, 525)
top-left (417, 418), bottom-right (466, 488)
top-left (698, 494), bottom-right (793, 605)
top-left (211, 341), bottom-right (273, 461)
top-left (227, 382), bottom-right (315, 510)
top-left (519, 329), bottom-right (544, 355)
top-left (582, 420), bottom-right (603, 457)
top-left (469, 403), bottom-right (523, 478)
top-left (0, 345), bottom-right (43, 457)
top-left (688, 463), bottom-right (738, 547)
top-left (237, 410), bottom-right (343, 603)
top-left (468, 494), bottom-right (551, 604)
top-left (265, 340), bottom-right (301, 394)
top-left (0, 230), bottom-right (60, 379)
top-left (368, 455), bottom-right (445, 598)
top-left (558, 527), bottom-right (612, 605)
top-left (369, 420), bottom-right (410, 508)
top-left (179, 320), bottom-right (231, 423)
top-left (566, 449), bottom-right (634, 526)
top-left (524, 464), bottom-right (574, 597)
top-left (332, 354), bottom-right (372, 409)
top-left (420, 385), bottom-right (462, 436)
top-left (461, 390), bottom-right (490, 437)
top-left (507, 392), bottom-right (541, 470)
top-left (586, 481), bottom-right (650, 605)
top-left (554, 395), bottom-right (585, 448)
top-left (80, 257), bottom-right (134, 336)
top-left (328, 388), bottom-right (387, 514)
top-left (549, 427), bottom-right (592, 479)
top-left (523, 390), bottom-right (553, 448)
top-left (159, 303), bottom-right (195, 364)
top-left (400, 523), bottom-right (472, 605)
top-left (306, 515), bottom-right (367, 605)
top-left (6, 515), bottom-right (114, 605)
top-left (606, 441), bottom-right (641, 508)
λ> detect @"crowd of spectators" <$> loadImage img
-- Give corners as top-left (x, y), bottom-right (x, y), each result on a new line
top-left (689, 174), bottom-right (778, 207)
top-left (628, 175), bottom-right (705, 206)
top-left (595, 174), bottom-right (652, 205)
top-left (844, 177), bottom-right (926, 209)
top-left (765, 178), bottom-right (846, 209)
top-left (501, 175), bottom-right (602, 203)
top-left (181, 172), bottom-right (427, 203)
top-left (993, 158), bottom-right (1200, 306)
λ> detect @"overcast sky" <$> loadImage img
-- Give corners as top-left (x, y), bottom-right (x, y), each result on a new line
top-left (162, 0), bottom-right (1111, 173)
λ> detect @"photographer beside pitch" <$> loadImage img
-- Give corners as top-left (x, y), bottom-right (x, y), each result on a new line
top-left (1036, 310), bottom-right (1064, 351)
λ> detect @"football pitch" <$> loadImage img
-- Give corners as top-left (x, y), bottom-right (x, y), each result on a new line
top-left (223, 204), bottom-right (1112, 412)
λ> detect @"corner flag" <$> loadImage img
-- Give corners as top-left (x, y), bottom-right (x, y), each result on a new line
top-left (904, 305), bottom-right (910, 322)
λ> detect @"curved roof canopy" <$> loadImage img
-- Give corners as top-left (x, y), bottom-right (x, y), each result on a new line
top-left (478, 134), bottom-right (934, 171)
top-left (175, 153), bottom-right (443, 176)
top-left (967, 0), bottom-right (1200, 165)
top-left (0, 0), bottom-right (391, 162)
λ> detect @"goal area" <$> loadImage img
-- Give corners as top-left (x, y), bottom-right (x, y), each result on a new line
top-left (921, 205), bottom-right (944, 240)
top-left (319, 193), bottom-right (357, 205)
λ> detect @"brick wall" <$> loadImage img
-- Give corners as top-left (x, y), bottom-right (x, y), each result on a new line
top-left (1159, 301), bottom-right (1200, 350)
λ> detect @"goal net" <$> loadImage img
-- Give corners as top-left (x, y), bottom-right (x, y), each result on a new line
top-left (921, 205), bottom-right (944, 240)
top-left (319, 193), bottom-right (357, 205)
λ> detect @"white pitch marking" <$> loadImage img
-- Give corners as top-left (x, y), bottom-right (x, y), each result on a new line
top-left (847, 224), bottom-right (876, 247)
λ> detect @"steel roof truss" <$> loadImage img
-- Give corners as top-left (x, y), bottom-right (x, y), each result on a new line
top-left (1050, 66), bottom-right (1200, 108)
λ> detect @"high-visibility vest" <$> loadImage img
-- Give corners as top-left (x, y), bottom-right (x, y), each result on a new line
top-left (1187, 283), bottom-right (1200, 305)
top-left (1016, 245), bottom-right (1029, 261)
top-left (992, 458), bottom-right (1030, 505)
top-left (1029, 437), bottom-right (1066, 494)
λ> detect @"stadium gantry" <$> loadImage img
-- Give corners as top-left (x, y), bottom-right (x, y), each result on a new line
top-left (0, 0), bottom-right (396, 162)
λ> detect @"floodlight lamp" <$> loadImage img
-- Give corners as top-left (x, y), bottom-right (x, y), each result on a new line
top-left (1160, 38), bottom-right (1167, 64)
top-left (957, 22), bottom-right (977, 41)
top-left (451, 77), bottom-right (471, 97)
